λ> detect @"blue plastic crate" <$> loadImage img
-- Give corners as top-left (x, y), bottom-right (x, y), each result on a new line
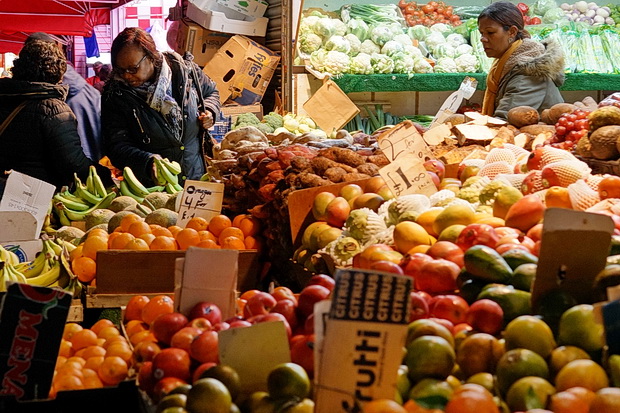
top-left (208, 111), bottom-right (232, 143)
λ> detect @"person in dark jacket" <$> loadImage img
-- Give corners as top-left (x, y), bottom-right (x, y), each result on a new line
top-left (102, 27), bottom-right (220, 186)
top-left (478, 1), bottom-right (565, 119)
top-left (27, 32), bottom-right (103, 162)
top-left (0, 40), bottom-right (111, 197)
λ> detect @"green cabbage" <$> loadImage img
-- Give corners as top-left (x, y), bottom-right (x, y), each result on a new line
top-left (346, 18), bottom-right (370, 42)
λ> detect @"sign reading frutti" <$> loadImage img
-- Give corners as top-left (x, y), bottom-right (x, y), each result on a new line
top-left (177, 180), bottom-right (224, 227)
top-left (314, 268), bottom-right (412, 412)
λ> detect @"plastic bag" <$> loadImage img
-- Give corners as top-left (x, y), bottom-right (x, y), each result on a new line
top-left (599, 92), bottom-right (620, 108)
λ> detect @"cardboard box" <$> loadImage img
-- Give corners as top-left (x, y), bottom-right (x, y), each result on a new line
top-left (221, 103), bottom-right (263, 124)
top-left (0, 240), bottom-right (43, 263)
top-left (93, 250), bottom-right (261, 295)
top-left (215, 0), bottom-right (269, 18)
top-left (176, 20), bottom-right (233, 67)
top-left (0, 211), bottom-right (43, 263)
top-left (186, 0), bottom-right (269, 37)
top-left (203, 35), bottom-right (280, 105)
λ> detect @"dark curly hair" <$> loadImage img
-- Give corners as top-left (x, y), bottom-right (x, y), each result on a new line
top-left (478, 1), bottom-right (530, 40)
top-left (11, 40), bottom-right (67, 83)
top-left (111, 27), bottom-right (162, 72)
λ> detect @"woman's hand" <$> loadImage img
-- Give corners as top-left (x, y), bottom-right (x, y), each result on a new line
top-left (198, 111), bottom-right (214, 129)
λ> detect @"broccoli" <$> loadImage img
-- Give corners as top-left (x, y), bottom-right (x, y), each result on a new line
top-left (479, 180), bottom-right (509, 205)
top-left (233, 112), bottom-right (261, 129)
top-left (263, 112), bottom-right (284, 130)
top-left (256, 123), bottom-right (275, 135)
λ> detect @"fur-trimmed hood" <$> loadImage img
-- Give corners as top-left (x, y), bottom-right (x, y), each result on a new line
top-left (502, 38), bottom-right (565, 87)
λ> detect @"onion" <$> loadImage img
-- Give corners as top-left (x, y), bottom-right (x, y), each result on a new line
top-left (572, 12), bottom-right (580, 19)
top-left (606, 17), bottom-right (615, 25)
top-left (560, 3), bottom-right (571, 11)
top-left (586, 9), bottom-right (596, 18)
top-left (575, 1), bottom-right (588, 13)
top-left (593, 15), bottom-right (605, 24)
top-left (597, 8), bottom-right (610, 18)
top-left (587, 2), bottom-right (597, 8)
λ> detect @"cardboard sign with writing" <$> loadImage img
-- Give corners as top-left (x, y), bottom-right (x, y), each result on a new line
top-left (173, 247), bottom-right (237, 320)
top-left (532, 209), bottom-right (614, 310)
top-left (377, 121), bottom-right (434, 163)
top-left (429, 76), bottom-right (478, 129)
top-left (379, 154), bottom-right (437, 197)
top-left (0, 283), bottom-right (72, 400)
top-left (303, 80), bottom-right (360, 134)
top-left (312, 299), bottom-right (332, 381)
top-left (219, 321), bottom-right (290, 394)
top-left (0, 171), bottom-right (55, 237)
top-left (314, 268), bottom-right (412, 413)
top-left (177, 180), bottom-right (224, 228)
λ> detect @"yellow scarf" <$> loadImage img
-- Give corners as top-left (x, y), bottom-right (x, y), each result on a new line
top-left (482, 39), bottom-right (523, 116)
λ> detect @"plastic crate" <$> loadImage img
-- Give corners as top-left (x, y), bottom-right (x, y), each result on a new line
top-left (208, 111), bottom-right (232, 142)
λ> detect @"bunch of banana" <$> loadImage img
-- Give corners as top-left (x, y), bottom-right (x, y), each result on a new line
top-left (120, 166), bottom-right (169, 203)
top-left (53, 166), bottom-right (115, 224)
top-left (153, 158), bottom-right (183, 194)
top-left (0, 240), bottom-right (61, 291)
top-left (0, 245), bottom-right (20, 266)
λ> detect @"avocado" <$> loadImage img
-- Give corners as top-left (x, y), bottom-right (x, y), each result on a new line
top-left (464, 245), bottom-right (513, 283)
top-left (501, 249), bottom-right (538, 270)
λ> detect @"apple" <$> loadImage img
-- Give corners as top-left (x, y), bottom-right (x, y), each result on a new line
top-left (229, 320), bottom-right (253, 329)
top-left (455, 224), bottom-right (499, 251)
top-left (423, 159), bottom-right (446, 180)
top-left (133, 340), bottom-right (161, 366)
top-left (189, 330), bottom-right (219, 364)
top-left (192, 362), bottom-right (217, 384)
top-left (186, 317), bottom-right (212, 332)
top-left (426, 241), bottom-right (464, 267)
top-left (270, 298), bottom-right (299, 329)
top-left (247, 313), bottom-right (292, 339)
top-left (290, 334), bottom-right (315, 378)
top-left (212, 322), bottom-right (230, 332)
top-left (526, 223), bottom-right (543, 243)
top-left (297, 284), bottom-right (331, 319)
top-left (271, 286), bottom-right (298, 305)
top-left (152, 347), bottom-right (191, 382)
top-left (151, 312), bottom-right (189, 346)
top-left (304, 313), bottom-right (315, 335)
top-left (400, 252), bottom-right (434, 280)
top-left (427, 317), bottom-right (455, 334)
top-left (466, 299), bottom-right (504, 336)
top-left (137, 361), bottom-right (155, 395)
top-left (170, 327), bottom-right (202, 353)
top-left (243, 291), bottom-right (277, 318)
top-left (369, 260), bottom-right (405, 275)
top-left (152, 376), bottom-right (187, 403)
top-left (306, 274), bottom-right (335, 292)
top-left (429, 294), bottom-right (469, 325)
top-left (415, 259), bottom-right (460, 294)
top-left (453, 323), bottom-right (474, 336)
top-left (188, 302), bottom-right (222, 326)
top-left (409, 291), bottom-right (430, 322)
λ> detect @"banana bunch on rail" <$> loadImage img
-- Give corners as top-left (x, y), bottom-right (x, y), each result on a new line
top-left (53, 166), bottom-right (115, 225)
top-left (0, 239), bottom-right (81, 297)
top-left (120, 158), bottom-right (182, 202)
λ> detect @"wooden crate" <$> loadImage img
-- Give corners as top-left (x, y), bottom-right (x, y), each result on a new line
top-left (67, 299), bottom-right (83, 322)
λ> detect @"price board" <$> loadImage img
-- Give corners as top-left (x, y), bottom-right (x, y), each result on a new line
top-left (377, 121), bottom-right (433, 163)
top-left (177, 180), bottom-right (225, 227)
top-left (379, 154), bottom-right (437, 197)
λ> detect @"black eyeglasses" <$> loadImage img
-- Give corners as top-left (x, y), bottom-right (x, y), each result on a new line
top-left (115, 54), bottom-right (147, 75)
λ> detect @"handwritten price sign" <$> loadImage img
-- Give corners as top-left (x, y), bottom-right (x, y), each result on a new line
top-left (177, 180), bottom-right (225, 227)
top-left (377, 122), bottom-right (433, 162)
top-left (379, 154), bottom-right (437, 197)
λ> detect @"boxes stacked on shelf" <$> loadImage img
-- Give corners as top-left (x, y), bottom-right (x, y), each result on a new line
top-left (185, 0), bottom-right (269, 37)
top-left (175, 20), bottom-right (233, 67)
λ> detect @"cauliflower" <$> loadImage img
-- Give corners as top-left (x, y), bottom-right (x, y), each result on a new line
top-left (381, 40), bottom-right (405, 57)
top-left (283, 115), bottom-right (300, 132)
top-left (298, 15), bottom-right (321, 34)
top-left (393, 33), bottom-right (413, 47)
top-left (408, 25), bottom-right (431, 41)
top-left (430, 23), bottom-right (452, 34)
top-left (432, 43), bottom-right (456, 59)
top-left (347, 18), bottom-right (369, 42)
top-left (434, 57), bottom-right (458, 73)
top-left (392, 52), bottom-right (415, 74)
top-left (298, 32), bottom-right (323, 55)
top-left (455, 44), bottom-right (474, 57)
top-left (349, 52), bottom-right (374, 74)
top-left (314, 18), bottom-right (347, 39)
top-left (455, 54), bottom-right (480, 73)
top-left (298, 115), bottom-right (316, 129)
top-left (324, 35), bottom-right (351, 53)
top-left (424, 32), bottom-right (447, 51)
top-left (345, 33), bottom-right (361, 56)
top-left (413, 57), bottom-right (433, 73)
top-left (370, 53), bottom-right (394, 74)
top-left (322, 50), bottom-right (350, 75)
top-left (360, 39), bottom-right (381, 55)
top-left (479, 180), bottom-right (509, 205)
top-left (446, 33), bottom-right (467, 48)
top-left (309, 49), bottom-right (328, 72)
top-left (370, 25), bottom-right (393, 46)
top-left (404, 45), bottom-right (424, 58)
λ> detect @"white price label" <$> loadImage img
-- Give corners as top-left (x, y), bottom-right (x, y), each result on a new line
top-left (379, 154), bottom-right (437, 197)
top-left (177, 180), bottom-right (225, 227)
top-left (378, 122), bottom-right (433, 162)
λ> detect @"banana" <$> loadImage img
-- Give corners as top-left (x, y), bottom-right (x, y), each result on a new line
top-left (162, 158), bottom-right (182, 175)
top-left (60, 190), bottom-right (87, 204)
top-left (90, 166), bottom-right (108, 198)
top-left (14, 251), bottom-right (47, 279)
top-left (173, 183), bottom-right (183, 192)
top-left (120, 180), bottom-right (145, 203)
top-left (53, 202), bottom-right (72, 227)
top-left (0, 245), bottom-right (20, 266)
top-left (155, 158), bottom-right (179, 185)
top-left (74, 174), bottom-right (102, 205)
top-left (146, 185), bottom-right (166, 193)
top-left (55, 239), bottom-right (77, 254)
top-left (123, 167), bottom-right (150, 197)
top-left (53, 193), bottom-right (91, 211)
top-left (2, 261), bottom-right (28, 285)
top-left (86, 173), bottom-right (96, 194)
top-left (63, 192), bottom-right (116, 221)
top-left (26, 259), bottom-right (61, 287)
top-left (152, 160), bottom-right (167, 186)
top-left (46, 239), bottom-right (63, 257)
top-left (165, 182), bottom-right (178, 194)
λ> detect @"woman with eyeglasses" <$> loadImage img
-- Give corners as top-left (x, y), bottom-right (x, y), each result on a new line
top-left (101, 27), bottom-right (220, 186)
top-left (478, 1), bottom-right (565, 119)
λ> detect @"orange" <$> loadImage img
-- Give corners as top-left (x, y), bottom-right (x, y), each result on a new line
top-left (106, 231), bottom-right (122, 247)
top-left (69, 329), bottom-right (99, 351)
top-left (69, 245), bottom-right (83, 260)
top-left (56, 356), bottom-right (67, 369)
top-left (196, 239), bottom-right (220, 249)
top-left (102, 335), bottom-right (126, 349)
top-left (81, 235), bottom-right (108, 260)
top-left (98, 356), bottom-right (128, 386)
top-left (445, 385), bottom-right (499, 413)
top-left (125, 319), bottom-right (148, 337)
top-left (555, 359), bottom-right (609, 392)
top-left (139, 233), bottom-right (156, 246)
top-left (123, 238), bottom-right (150, 250)
top-left (198, 230), bottom-right (217, 243)
top-left (149, 236), bottom-right (178, 251)
top-left (549, 389), bottom-right (590, 413)
top-left (244, 235), bottom-right (261, 250)
top-left (82, 368), bottom-right (104, 389)
top-left (566, 387), bottom-right (596, 405)
top-left (84, 356), bottom-right (105, 372)
top-left (232, 214), bottom-right (246, 228)
top-left (119, 213), bottom-right (143, 232)
top-left (109, 232), bottom-right (135, 249)
top-left (151, 225), bottom-right (173, 237)
top-left (72, 256), bottom-right (97, 283)
top-left (167, 225), bottom-right (182, 237)
top-left (88, 228), bottom-right (109, 240)
top-left (58, 339), bottom-right (73, 358)
top-left (105, 342), bottom-right (133, 364)
top-left (125, 295), bottom-right (150, 322)
top-left (90, 319), bottom-right (115, 336)
top-left (208, 214), bottom-right (231, 237)
top-left (175, 228), bottom-right (201, 250)
top-left (589, 387), bottom-right (620, 413)
top-left (80, 345), bottom-right (106, 360)
top-left (129, 330), bottom-right (157, 347)
top-left (128, 221), bottom-right (152, 237)
top-left (65, 356), bottom-right (86, 368)
top-left (363, 399), bottom-right (407, 413)
top-left (220, 236), bottom-right (246, 250)
top-left (186, 216), bottom-right (209, 231)
top-left (97, 326), bottom-right (121, 341)
top-left (141, 295), bottom-right (174, 325)
top-left (238, 215), bottom-right (260, 237)
top-left (218, 227), bottom-right (245, 244)
top-left (54, 373), bottom-right (84, 392)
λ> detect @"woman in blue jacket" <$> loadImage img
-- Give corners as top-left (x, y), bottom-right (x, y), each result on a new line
top-left (102, 27), bottom-right (221, 186)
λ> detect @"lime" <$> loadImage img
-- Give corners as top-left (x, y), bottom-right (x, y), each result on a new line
top-left (495, 349), bottom-right (549, 396)
top-left (408, 378), bottom-right (454, 405)
top-left (557, 304), bottom-right (605, 352)
top-left (555, 359), bottom-right (609, 392)
top-left (199, 364), bottom-right (241, 401)
top-left (186, 378), bottom-right (232, 413)
top-left (405, 336), bottom-right (455, 382)
top-left (156, 394), bottom-right (187, 413)
top-left (466, 372), bottom-right (496, 394)
top-left (503, 316), bottom-right (556, 358)
top-left (267, 363), bottom-right (311, 401)
top-left (505, 376), bottom-right (555, 412)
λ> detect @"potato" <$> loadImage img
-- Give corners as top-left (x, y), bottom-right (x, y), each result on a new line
top-left (541, 109), bottom-right (552, 125)
top-left (507, 106), bottom-right (540, 128)
top-left (548, 103), bottom-right (578, 125)
top-left (519, 124), bottom-right (556, 136)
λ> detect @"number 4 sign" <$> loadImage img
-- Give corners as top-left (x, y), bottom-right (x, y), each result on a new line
top-left (379, 154), bottom-right (437, 197)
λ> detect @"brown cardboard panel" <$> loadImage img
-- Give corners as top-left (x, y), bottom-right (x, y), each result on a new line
top-left (302, 80), bottom-right (359, 133)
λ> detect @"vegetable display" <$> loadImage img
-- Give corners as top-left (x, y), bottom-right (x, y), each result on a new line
top-left (397, 0), bottom-right (462, 27)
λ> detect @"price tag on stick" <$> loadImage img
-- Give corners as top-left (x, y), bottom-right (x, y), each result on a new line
top-left (177, 180), bottom-right (225, 227)
top-left (379, 154), bottom-right (437, 197)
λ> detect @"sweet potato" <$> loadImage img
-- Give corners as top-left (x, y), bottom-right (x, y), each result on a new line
top-left (548, 103), bottom-right (578, 124)
top-left (507, 106), bottom-right (540, 128)
top-left (518, 124), bottom-right (556, 136)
